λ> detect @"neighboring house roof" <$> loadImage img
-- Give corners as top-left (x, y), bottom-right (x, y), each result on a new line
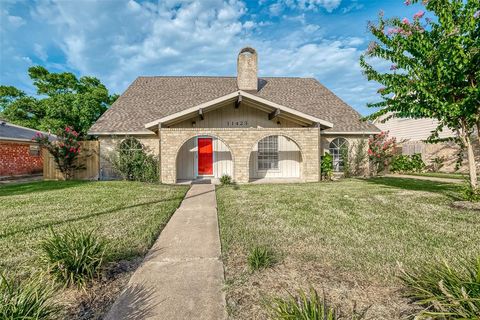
top-left (0, 121), bottom-right (55, 142)
top-left (89, 76), bottom-right (379, 134)
top-left (373, 113), bottom-right (455, 141)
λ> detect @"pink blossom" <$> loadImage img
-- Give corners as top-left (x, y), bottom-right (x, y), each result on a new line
top-left (65, 127), bottom-right (70, 132)
top-left (404, 0), bottom-right (411, 5)
top-left (413, 10), bottom-right (425, 19)
top-left (402, 18), bottom-right (410, 25)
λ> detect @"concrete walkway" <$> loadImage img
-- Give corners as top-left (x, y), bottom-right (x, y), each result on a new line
top-left (106, 184), bottom-right (227, 320)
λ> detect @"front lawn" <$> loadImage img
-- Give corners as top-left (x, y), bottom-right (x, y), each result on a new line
top-left (401, 172), bottom-right (469, 180)
top-left (216, 178), bottom-right (480, 319)
top-left (0, 180), bottom-right (188, 317)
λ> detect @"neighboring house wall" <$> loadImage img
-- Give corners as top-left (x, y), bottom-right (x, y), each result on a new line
top-left (0, 141), bottom-right (43, 176)
top-left (375, 117), bottom-right (454, 141)
top-left (373, 115), bottom-right (472, 172)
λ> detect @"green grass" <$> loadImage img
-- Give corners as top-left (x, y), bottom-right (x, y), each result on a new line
top-left (0, 180), bottom-right (188, 273)
top-left (216, 178), bottom-right (480, 319)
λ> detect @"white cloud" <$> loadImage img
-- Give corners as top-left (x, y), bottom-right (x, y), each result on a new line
top-left (269, 0), bottom-right (342, 15)
top-left (33, 43), bottom-right (48, 61)
top-left (1, 0), bottom-right (382, 114)
top-left (342, 0), bottom-right (364, 14)
top-left (7, 15), bottom-right (25, 27)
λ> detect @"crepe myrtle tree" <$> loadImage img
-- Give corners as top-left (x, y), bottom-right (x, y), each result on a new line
top-left (34, 127), bottom-right (82, 179)
top-left (360, 0), bottom-right (480, 189)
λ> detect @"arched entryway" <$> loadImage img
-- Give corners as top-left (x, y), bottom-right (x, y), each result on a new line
top-left (176, 135), bottom-right (234, 182)
top-left (248, 134), bottom-right (303, 180)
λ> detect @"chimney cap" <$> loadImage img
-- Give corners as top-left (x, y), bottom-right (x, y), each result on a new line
top-left (239, 47), bottom-right (256, 55)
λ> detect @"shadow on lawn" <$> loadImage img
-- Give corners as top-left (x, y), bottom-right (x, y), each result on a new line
top-left (365, 177), bottom-right (462, 200)
top-left (0, 180), bottom-right (89, 197)
top-left (0, 196), bottom-right (184, 239)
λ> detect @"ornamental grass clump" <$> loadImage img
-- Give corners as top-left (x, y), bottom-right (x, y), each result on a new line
top-left (399, 256), bottom-right (480, 319)
top-left (220, 174), bottom-right (233, 185)
top-left (41, 228), bottom-right (106, 288)
top-left (268, 287), bottom-right (368, 320)
top-left (247, 246), bottom-right (276, 271)
top-left (0, 272), bottom-right (59, 319)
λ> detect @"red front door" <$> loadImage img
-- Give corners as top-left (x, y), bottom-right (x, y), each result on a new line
top-left (198, 138), bottom-right (213, 175)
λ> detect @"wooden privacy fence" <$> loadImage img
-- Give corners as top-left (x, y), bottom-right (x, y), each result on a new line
top-left (43, 141), bottom-right (100, 180)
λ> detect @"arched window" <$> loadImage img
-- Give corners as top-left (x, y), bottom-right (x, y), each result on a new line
top-left (119, 137), bottom-right (143, 156)
top-left (329, 138), bottom-right (348, 172)
top-left (258, 136), bottom-right (278, 170)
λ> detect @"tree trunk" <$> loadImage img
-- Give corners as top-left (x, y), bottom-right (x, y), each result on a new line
top-left (460, 125), bottom-right (478, 189)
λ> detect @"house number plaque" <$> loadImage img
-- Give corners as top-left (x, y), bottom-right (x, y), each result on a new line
top-left (226, 120), bottom-right (248, 127)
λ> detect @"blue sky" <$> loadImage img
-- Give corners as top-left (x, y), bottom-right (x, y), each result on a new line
top-left (0, 0), bottom-right (425, 115)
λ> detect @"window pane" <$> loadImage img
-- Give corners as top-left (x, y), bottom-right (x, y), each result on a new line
top-left (258, 136), bottom-right (278, 170)
top-left (329, 138), bottom-right (348, 172)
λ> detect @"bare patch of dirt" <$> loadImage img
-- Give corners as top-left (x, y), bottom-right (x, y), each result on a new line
top-left (224, 248), bottom-right (415, 320)
top-left (451, 201), bottom-right (480, 211)
top-left (58, 258), bottom-right (142, 320)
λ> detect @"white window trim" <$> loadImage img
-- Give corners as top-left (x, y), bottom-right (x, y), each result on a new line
top-left (257, 136), bottom-right (279, 171)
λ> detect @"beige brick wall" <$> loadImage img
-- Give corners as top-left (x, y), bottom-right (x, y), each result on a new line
top-left (160, 128), bottom-right (320, 183)
top-left (98, 135), bottom-right (159, 179)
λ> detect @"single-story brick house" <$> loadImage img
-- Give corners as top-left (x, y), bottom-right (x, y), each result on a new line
top-left (0, 121), bottom-right (46, 177)
top-left (89, 47), bottom-right (380, 183)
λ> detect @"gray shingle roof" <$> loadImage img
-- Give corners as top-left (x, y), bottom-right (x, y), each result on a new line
top-left (0, 121), bottom-right (54, 141)
top-left (89, 76), bottom-right (379, 134)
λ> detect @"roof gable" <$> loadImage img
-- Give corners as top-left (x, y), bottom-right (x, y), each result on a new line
top-left (144, 90), bottom-right (333, 130)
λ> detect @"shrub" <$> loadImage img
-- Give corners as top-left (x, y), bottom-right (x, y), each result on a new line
top-left (351, 139), bottom-right (368, 176)
top-left (247, 246), bottom-right (275, 271)
top-left (390, 153), bottom-right (425, 173)
top-left (34, 126), bottom-right (82, 179)
top-left (41, 228), bottom-right (106, 287)
top-left (321, 153), bottom-right (334, 180)
top-left (460, 182), bottom-right (480, 202)
top-left (368, 131), bottom-right (396, 175)
top-left (267, 287), bottom-right (368, 320)
top-left (0, 272), bottom-right (59, 319)
top-left (220, 174), bottom-right (233, 185)
top-left (400, 256), bottom-right (480, 319)
top-left (110, 137), bottom-right (159, 182)
top-left (341, 147), bottom-right (351, 178)
top-left (431, 156), bottom-right (445, 172)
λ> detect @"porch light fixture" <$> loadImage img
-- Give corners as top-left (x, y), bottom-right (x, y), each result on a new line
top-left (192, 121), bottom-right (196, 127)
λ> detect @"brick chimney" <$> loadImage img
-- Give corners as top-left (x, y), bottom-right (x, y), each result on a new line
top-left (237, 47), bottom-right (258, 91)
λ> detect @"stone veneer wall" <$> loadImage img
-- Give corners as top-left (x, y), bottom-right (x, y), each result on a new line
top-left (98, 135), bottom-right (159, 180)
top-left (159, 128), bottom-right (320, 184)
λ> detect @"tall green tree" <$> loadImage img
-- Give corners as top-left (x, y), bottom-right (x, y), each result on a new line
top-left (0, 66), bottom-right (118, 136)
top-left (361, 0), bottom-right (480, 189)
